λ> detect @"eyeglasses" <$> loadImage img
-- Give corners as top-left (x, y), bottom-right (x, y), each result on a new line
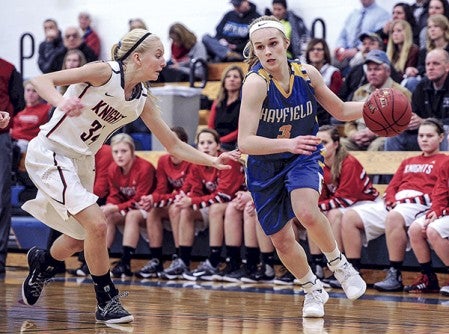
top-left (65, 33), bottom-right (79, 39)
top-left (310, 47), bottom-right (324, 52)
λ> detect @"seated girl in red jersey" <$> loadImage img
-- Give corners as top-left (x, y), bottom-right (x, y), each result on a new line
top-left (135, 127), bottom-right (192, 279)
top-left (102, 133), bottom-right (156, 278)
top-left (341, 118), bottom-right (448, 293)
top-left (309, 125), bottom-right (379, 286)
top-left (159, 128), bottom-right (245, 280)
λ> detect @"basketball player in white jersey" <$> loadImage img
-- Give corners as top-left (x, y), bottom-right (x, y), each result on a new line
top-left (20, 28), bottom-right (238, 324)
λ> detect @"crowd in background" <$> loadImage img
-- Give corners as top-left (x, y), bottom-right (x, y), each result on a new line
top-left (1, 0), bottom-right (449, 296)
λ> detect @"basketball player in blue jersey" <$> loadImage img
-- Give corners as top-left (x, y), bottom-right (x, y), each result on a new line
top-left (20, 28), bottom-right (239, 324)
top-left (238, 16), bottom-right (367, 318)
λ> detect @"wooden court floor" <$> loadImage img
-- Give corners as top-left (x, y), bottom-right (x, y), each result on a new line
top-left (2, 256), bottom-right (449, 333)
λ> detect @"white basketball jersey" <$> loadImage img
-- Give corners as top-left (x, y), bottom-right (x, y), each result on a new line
top-left (38, 61), bottom-right (147, 157)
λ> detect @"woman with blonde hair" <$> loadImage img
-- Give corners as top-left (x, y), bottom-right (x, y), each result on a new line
top-left (20, 28), bottom-right (237, 324)
top-left (386, 19), bottom-right (419, 78)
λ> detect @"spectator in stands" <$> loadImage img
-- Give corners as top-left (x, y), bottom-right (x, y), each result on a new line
top-left (266, 0), bottom-right (309, 60)
top-left (78, 11), bottom-right (101, 58)
top-left (102, 133), bottom-right (156, 278)
top-left (308, 125), bottom-right (379, 288)
top-left (59, 49), bottom-right (87, 95)
top-left (386, 19), bottom-right (419, 79)
top-left (305, 39), bottom-right (343, 125)
top-left (412, 0), bottom-right (430, 33)
top-left (158, 23), bottom-right (207, 82)
top-left (135, 127), bottom-right (192, 279)
top-left (202, 0), bottom-right (260, 62)
top-left (0, 58), bottom-right (25, 276)
top-left (11, 80), bottom-right (51, 172)
top-left (159, 129), bottom-right (244, 280)
top-left (342, 50), bottom-right (411, 151)
top-left (341, 119), bottom-right (447, 292)
top-left (407, 155), bottom-right (449, 294)
top-left (37, 19), bottom-right (64, 74)
top-left (385, 48), bottom-right (449, 151)
top-left (339, 32), bottom-right (402, 102)
top-left (334, 0), bottom-right (390, 75)
top-left (376, 3), bottom-right (419, 47)
top-left (404, 14), bottom-right (449, 91)
top-left (128, 18), bottom-right (147, 31)
top-left (219, 190), bottom-right (276, 283)
top-left (47, 26), bottom-right (97, 73)
top-left (207, 65), bottom-right (244, 151)
top-left (418, 0), bottom-right (449, 49)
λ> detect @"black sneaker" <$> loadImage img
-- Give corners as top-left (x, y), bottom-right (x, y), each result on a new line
top-left (135, 258), bottom-right (163, 279)
top-left (404, 273), bottom-right (440, 293)
top-left (21, 247), bottom-right (56, 305)
top-left (223, 265), bottom-right (250, 283)
top-left (67, 262), bottom-right (90, 277)
top-left (273, 267), bottom-right (295, 285)
top-left (110, 261), bottom-right (133, 278)
top-left (95, 292), bottom-right (134, 324)
top-left (159, 255), bottom-right (188, 280)
top-left (241, 264), bottom-right (275, 283)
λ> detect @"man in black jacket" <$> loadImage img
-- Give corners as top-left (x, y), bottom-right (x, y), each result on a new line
top-left (385, 49), bottom-right (449, 151)
top-left (202, 0), bottom-right (260, 62)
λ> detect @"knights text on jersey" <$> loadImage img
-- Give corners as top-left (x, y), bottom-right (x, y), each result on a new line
top-left (39, 61), bottom-right (147, 157)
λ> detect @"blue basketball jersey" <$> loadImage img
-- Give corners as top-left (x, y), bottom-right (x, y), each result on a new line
top-left (248, 60), bottom-right (319, 161)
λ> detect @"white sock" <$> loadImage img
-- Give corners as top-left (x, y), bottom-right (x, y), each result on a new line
top-left (323, 247), bottom-right (341, 266)
top-left (297, 269), bottom-right (318, 291)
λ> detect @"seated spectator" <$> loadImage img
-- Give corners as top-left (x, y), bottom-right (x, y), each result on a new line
top-left (407, 155), bottom-right (449, 294)
top-left (334, 0), bottom-right (390, 75)
top-left (386, 19), bottom-right (420, 79)
top-left (341, 119), bottom-right (447, 292)
top-left (78, 11), bottom-right (101, 58)
top-left (158, 22), bottom-right (207, 82)
top-left (266, 0), bottom-right (309, 60)
top-left (412, 0), bottom-right (430, 34)
top-left (47, 26), bottom-right (97, 73)
top-left (59, 49), bottom-right (87, 95)
top-left (305, 39), bottom-right (343, 125)
top-left (385, 48), bottom-right (449, 151)
top-left (135, 127), bottom-right (192, 279)
top-left (102, 133), bottom-right (157, 278)
top-left (207, 65), bottom-right (244, 151)
top-left (202, 0), bottom-right (260, 62)
top-left (128, 18), bottom-right (147, 31)
top-left (376, 2), bottom-right (419, 47)
top-left (339, 32), bottom-right (402, 102)
top-left (418, 0), bottom-right (449, 49)
top-left (159, 129), bottom-right (244, 280)
top-left (342, 50), bottom-right (411, 151)
top-left (37, 19), bottom-right (63, 74)
top-left (308, 125), bottom-right (379, 287)
top-left (404, 14), bottom-right (449, 91)
top-left (218, 190), bottom-right (276, 283)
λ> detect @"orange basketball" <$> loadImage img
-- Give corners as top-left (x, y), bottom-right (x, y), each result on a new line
top-left (362, 88), bottom-right (412, 137)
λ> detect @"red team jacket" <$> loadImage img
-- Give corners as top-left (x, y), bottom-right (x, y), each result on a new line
top-left (428, 156), bottom-right (449, 218)
top-left (178, 153), bottom-right (245, 210)
top-left (93, 144), bottom-right (113, 199)
top-left (10, 103), bottom-right (51, 141)
top-left (151, 154), bottom-right (192, 207)
top-left (384, 153), bottom-right (448, 205)
top-left (319, 154), bottom-right (379, 211)
top-left (106, 156), bottom-right (156, 213)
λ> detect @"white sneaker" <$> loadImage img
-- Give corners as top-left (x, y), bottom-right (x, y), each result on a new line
top-left (328, 255), bottom-right (366, 301)
top-left (302, 281), bottom-right (329, 318)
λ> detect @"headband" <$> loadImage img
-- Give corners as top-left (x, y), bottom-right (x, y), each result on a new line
top-left (118, 32), bottom-right (152, 61)
top-left (249, 20), bottom-right (286, 37)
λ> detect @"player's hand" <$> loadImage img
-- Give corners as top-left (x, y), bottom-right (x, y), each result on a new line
top-left (407, 113), bottom-right (422, 130)
top-left (139, 194), bottom-right (154, 211)
top-left (0, 111), bottom-right (10, 129)
top-left (58, 97), bottom-right (84, 117)
top-left (212, 149), bottom-right (241, 170)
top-left (290, 135), bottom-right (321, 155)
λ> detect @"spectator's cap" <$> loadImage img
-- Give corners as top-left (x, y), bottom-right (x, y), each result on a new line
top-left (364, 50), bottom-right (391, 66)
top-left (230, 0), bottom-right (244, 6)
top-left (359, 32), bottom-right (382, 43)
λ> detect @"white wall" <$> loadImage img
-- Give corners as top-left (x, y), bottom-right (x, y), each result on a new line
top-left (1, 0), bottom-right (412, 79)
